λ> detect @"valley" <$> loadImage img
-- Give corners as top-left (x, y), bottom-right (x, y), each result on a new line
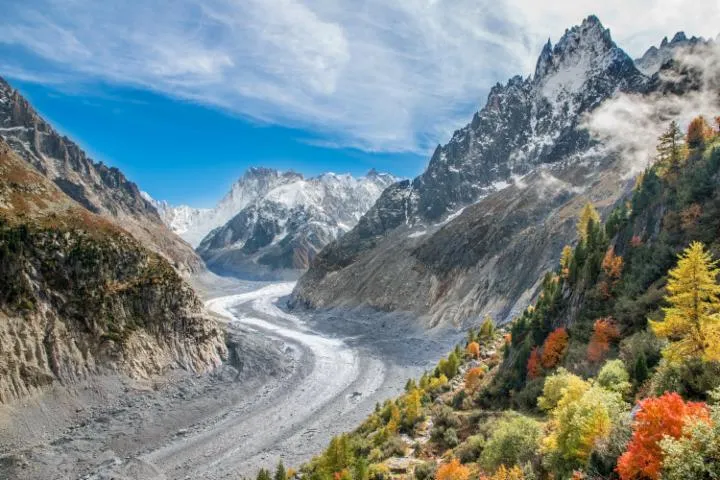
top-left (0, 279), bottom-right (458, 480)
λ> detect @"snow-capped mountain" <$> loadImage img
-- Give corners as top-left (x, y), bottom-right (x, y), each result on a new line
top-left (293, 16), bottom-right (706, 326)
top-left (195, 168), bottom-right (396, 278)
top-left (147, 167), bottom-right (396, 249)
top-left (634, 32), bottom-right (707, 75)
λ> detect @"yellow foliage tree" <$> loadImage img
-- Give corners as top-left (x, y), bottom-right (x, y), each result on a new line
top-left (577, 202), bottom-right (600, 242)
top-left (436, 459), bottom-right (470, 480)
top-left (481, 465), bottom-right (525, 480)
top-left (560, 245), bottom-right (573, 278)
top-left (650, 242), bottom-right (720, 363)
top-left (403, 388), bottom-right (423, 427)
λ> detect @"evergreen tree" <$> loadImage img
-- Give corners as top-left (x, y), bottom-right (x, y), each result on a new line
top-left (656, 121), bottom-right (684, 178)
top-left (651, 242), bottom-right (720, 363)
top-left (634, 351), bottom-right (649, 385)
top-left (479, 315), bottom-right (496, 339)
top-left (274, 461), bottom-right (286, 480)
top-left (257, 469), bottom-right (272, 480)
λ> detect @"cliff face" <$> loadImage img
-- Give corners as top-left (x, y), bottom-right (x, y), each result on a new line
top-left (0, 140), bottom-right (226, 404)
top-left (291, 17), bottom-right (664, 326)
top-left (0, 77), bottom-right (202, 273)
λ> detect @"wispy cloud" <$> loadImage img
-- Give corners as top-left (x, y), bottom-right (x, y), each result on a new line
top-left (584, 42), bottom-right (720, 176)
top-left (1, 0), bottom-right (719, 154)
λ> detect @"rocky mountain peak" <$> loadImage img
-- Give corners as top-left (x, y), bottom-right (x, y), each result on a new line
top-left (635, 31), bottom-right (707, 75)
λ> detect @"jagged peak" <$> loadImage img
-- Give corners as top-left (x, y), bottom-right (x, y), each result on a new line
top-left (671, 31), bottom-right (688, 44)
top-left (532, 15), bottom-right (620, 82)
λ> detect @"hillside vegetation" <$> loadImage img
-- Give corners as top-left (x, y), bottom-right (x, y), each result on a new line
top-left (256, 116), bottom-right (720, 479)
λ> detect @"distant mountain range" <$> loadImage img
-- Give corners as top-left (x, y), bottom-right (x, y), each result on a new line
top-left (146, 168), bottom-right (397, 279)
top-left (292, 16), bottom-right (720, 327)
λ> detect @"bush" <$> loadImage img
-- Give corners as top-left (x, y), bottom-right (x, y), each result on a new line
top-left (443, 428), bottom-right (459, 448)
top-left (479, 411), bottom-right (542, 472)
top-left (597, 359), bottom-right (632, 396)
top-left (650, 359), bottom-right (720, 401)
top-left (455, 435), bottom-right (485, 463)
top-left (413, 462), bottom-right (436, 480)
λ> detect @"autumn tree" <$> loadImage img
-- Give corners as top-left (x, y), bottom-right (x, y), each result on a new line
top-left (686, 115), bottom-right (712, 149)
top-left (577, 202), bottom-right (601, 243)
top-left (467, 341), bottom-right (481, 359)
top-left (436, 459), bottom-right (470, 480)
top-left (601, 247), bottom-right (623, 280)
top-left (587, 318), bottom-right (620, 363)
top-left (617, 393), bottom-right (710, 480)
top-left (480, 412), bottom-right (542, 473)
top-left (541, 328), bottom-right (569, 369)
top-left (481, 465), bottom-right (525, 480)
top-left (542, 382), bottom-right (627, 475)
top-left (650, 242), bottom-right (720, 363)
top-left (656, 120), bottom-right (685, 177)
top-left (560, 245), bottom-right (573, 278)
top-left (527, 347), bottom-right (543, 380)
top-left (465, 367), bottom-right (485, 393)
top-left (403, 388), bottom-right (424, 429)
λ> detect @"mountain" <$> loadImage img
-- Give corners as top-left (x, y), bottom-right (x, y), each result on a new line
top-left (634, 31), bottom-right (707, 75)
top-left (0, 139), bottom-right (226, 404)
top-left (195, 169), bottom-right (397, 279)
top-left (0, 77), bottom-right (202, 273)
top-left (292, 16), bottom-right (687, 326)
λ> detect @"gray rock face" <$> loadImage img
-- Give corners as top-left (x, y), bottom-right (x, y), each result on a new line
top-left (0, 77), bottom-right (202, 273)
top-left (197, 170), bottom-right (396, 279)
top-left (0, 140), bottom-right (226, 404)
top-left (292, 16), bottom-right (664, 326)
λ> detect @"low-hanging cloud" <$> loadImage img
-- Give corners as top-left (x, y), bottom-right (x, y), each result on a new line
top-left (1, 0), bottom-right (720, 154)
top-left (584, 42), bottom-right (720, 176)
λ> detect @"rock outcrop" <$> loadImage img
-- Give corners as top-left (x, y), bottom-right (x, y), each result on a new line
top-left (0, 140), bottom-right (226, 404)
top-left (0, 77), bottom-right (202, 273)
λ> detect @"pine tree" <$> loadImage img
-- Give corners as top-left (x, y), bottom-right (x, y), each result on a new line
top-left (577, 202), bottom-right (600, 243)
top-left (650, 242), bottom-right (720, 363)
top-left (479, 315), bottom-right (496, 339)
top-left (257, 469), bottom-right (272, 480)
top-left (274, 461), bottom-right (286, 480)
top-left (633, 351), bottom-right (649, 385)
top-left (656, 121), bottom-right (684, 178)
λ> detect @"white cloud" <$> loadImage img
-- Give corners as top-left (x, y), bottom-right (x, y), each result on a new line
top-left (584, 42), bottom-right (720, 175)
top-left (1, 0), bottom-right (719, 154)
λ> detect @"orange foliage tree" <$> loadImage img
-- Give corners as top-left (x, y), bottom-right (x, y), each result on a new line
top-left (687, 115), bottom-right (712, 149)
top-left (541, 328), bottom-right (569, 369)
top-left (587, 318), bottom-right (620, 363)
top-left (602, 247), bottom-right (624, 280)
top-left (465, 367), bottom-right (485, 393)
top-left (527, 347), bottom-right (543, 380)
top-left (617, 392), bottom-right (710, 480)
top-left (436, 459), bottom-right (470, 480)
top-left (467, 341), bottom-right (481, 359)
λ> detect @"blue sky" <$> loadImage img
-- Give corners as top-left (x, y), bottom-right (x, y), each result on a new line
top-left (1, 0), bottom-right (718, 207)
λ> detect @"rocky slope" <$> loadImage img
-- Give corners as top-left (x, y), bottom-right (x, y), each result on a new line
top-left (0, 139), bottom-right (226, 404)
top-left (292, 17), bottom-right (704, 326)
top-left (195, 169), bottom-right (396, 279)
top-left (0, 77), bottom-right (202, 273)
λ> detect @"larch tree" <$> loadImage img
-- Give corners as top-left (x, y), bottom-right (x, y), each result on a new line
top-left (436, 459), bottom-right (470, 480)
top-left (650, 242), bottom-right (720, 363)
top-left (560, 245), bottom-right (573, 279)
top-left (467, 341), bottom-right (481, 359)
top-left (577, 202), bottom-right (600, 243)
top-left (656, 120), bottom-right (685, 177)
top-left (686, 115), bottom-right (712, 149)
